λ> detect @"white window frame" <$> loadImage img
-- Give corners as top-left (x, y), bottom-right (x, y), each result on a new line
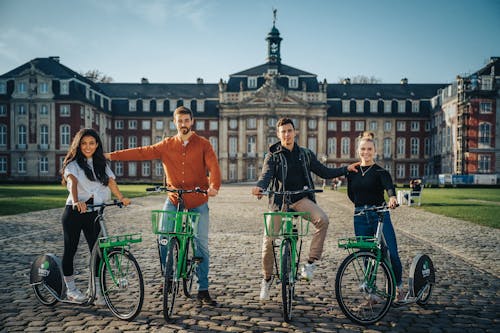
top-left (410, 121), bottom-right (420, 131)
top-left (341, 121), bottom-right (350, 131)
top-left (128, 162), bottom-right (137, 177)
top-left (128, 136), bottom-right (137, 148)
top-left (327, 121), bottom-right (336, 131)
top-left (342, 100), bottom-right (350, 113)
top-left (60, 125), bottom-right (70, 146)
top-left (115, 136), bottom-right (124, 150)
top-left (248, 77), bottom-right (257, 89)
top-left (155, 120), bottom-right (163, 130)
top-left (39, 156), bottom-right (49, 173)
top-left (479, 102), bottom-right (492, 114)
top-left (0, 125), bottom-right (7, 146)
top-left (142, 161), bottom-right (151, 177)
top-left (196, 121), bottom-right (205, 130)
top-left (327, 137), bottom-right (336, 155)
top-left (60, 105), bottom-right (70, 117)
top-left (355, 121), bottom-right (365, 131)
top-left (0, 156), bottom-right (7, 173)
top-left (141, 120), bottom-right (151, 130)
top-left (397, 121), bottom-right (406, 131)
top-left (209, 120), bottom-right (218, 130)
top-left (128, 120), bottom-right (137, 129)
top-left (289, 77), bottom-right (298, 89)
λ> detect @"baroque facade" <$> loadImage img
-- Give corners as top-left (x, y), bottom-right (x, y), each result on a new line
top-left (0, 22), bottom-right (498, 184)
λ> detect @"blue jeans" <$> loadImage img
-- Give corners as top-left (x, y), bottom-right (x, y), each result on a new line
top-left (159, 200), bottom-right (210, 291)
top-left (353, 206), bottom-right (403, 286)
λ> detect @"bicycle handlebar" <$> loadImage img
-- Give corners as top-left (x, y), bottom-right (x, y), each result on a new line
top-left (145, 186), bottom-right (208, 195)
top-left (260, 188), bottom-right (323, 196)
top-left (354, 203), bottom-right (399, 216)
top-left (87, 199), bottom-right (124, 210)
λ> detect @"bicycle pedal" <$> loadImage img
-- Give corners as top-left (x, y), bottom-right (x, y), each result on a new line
top-left (192, 256), bottom-right (203, 263)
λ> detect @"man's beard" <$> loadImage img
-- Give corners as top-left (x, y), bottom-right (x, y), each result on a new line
top-left (180, 127), bottom-right (191, 135)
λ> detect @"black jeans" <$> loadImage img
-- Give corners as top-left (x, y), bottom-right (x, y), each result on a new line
top-left (61, 205), bottom-right (100, 276)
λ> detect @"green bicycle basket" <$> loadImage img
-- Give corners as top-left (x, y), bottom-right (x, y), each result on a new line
top-left (263, 211), bottom-right (310, 237)
top-left (98, 233), bottom-right (142, 248)
top-left (151, 210), bottom-right (201, 236)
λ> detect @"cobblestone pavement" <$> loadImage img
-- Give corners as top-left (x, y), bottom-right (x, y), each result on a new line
top-left (0, 184), bottom-right (499, 333)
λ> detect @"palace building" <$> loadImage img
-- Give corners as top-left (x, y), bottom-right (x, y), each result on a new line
top-left (0, 21), bottom-right (498, 184)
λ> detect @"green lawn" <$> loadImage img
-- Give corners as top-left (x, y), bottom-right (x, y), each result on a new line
top-left (0, 184), bottom-right (151, 216)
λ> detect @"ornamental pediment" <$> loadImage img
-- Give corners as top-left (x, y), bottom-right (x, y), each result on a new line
top-left (240, 73), bottom-right (307, 107)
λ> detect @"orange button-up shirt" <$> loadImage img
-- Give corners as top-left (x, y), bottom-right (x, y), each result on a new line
top-left (109, 133), bottom-right (221, 209)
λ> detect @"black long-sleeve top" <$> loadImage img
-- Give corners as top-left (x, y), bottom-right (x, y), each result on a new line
top-left (347, 163), bottom-right (396, 207)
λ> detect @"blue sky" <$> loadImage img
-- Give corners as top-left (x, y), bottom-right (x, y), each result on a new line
top-left (1, 0), bottom-right (499, 84)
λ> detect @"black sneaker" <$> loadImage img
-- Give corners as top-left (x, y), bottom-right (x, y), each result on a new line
top-left (197, 290), bottom-right (217, 306)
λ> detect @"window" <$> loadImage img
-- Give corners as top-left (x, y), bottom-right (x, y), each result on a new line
top-left (18, 104), bottom-right (26, 115)
top-left (410, 137), bottom-right (419, 156)
top-left (247, 118), bottom-right (256, 129)
top-left (115, 136), bottom-right (124, 150)
top-left (397, 137), bottom-right (405, 156)
top-left (478, 155), bottom-right (491, 173)
top-left (355, 121), bottom-right (365, 131)
top-left (155, 136), bottom-right (163, 143)
top-left (384, 101), bottom-right (391, 113)
top-left (142, 120), bottom-right (151, 130)
top-left (307, 137), bottom-right (317, 153)
top-left (229, 119), bottom-right (238, 129)
top-left (289, 77), bottom-right (298, 89)
top-left (155, 120), bottom-right (163, 130)
top-left (114, 161), bottom-right (123, 176)
top-left (128, 120), bottom-right (137, 129)
top-left (196, 121), bottom-right (205, 130)
top-left (268, 118), bottom-right (277, 128)
top-left (308, 119), bottom-right (317, 130)
top-left (0, 82), bottom-right (6, 94)
top-left (412, 101), bottom-right (420, 113)
top-left (141, 136), bottom-right (151, 146)
top-left (369, 121), bottom-right (377, 131)
top-left (247, 136), bottom-right (256, 156)
top-left (248, 77), bottom-right (257, 89)
top-left (342, 100), bottom-right (350, 113)
top-left (60, 81), bottom-right (69, 95)
top-left (425, 121), bottom-right (430, 132)
top-left (229, 137), bottom-right (237, 158)
top-left (479, 102), bottom-right (492, 114)
top-left (18, 157), bottom-right (26, 173)
top-left (155, 161), bottom-right (163, 177)
top-left (384, 121), bottom-right (392, 132)
top-left (247, 163), bottom-right (256, 180)
top-left (128, 136), bottom-right (137, 148)
top-left (481, 77), bottom-right (493, 90)
top-left (128, 162), bottom-right (137, 177)
top-left (396, 164), bottom-right (405, 179)
top-left (209, 137), bottom-right (218, 155)
top-left (479, 123), bottom-right (491, 146)
top-left (150, 100), bottom-right (157, 112)
top-left (356, 100), bottom-right (364, 113)
top-left (267, 136), bottom-right (276, 147)
top-left (0, 104), bottom-right (6, 116)
top-left (39, 82), bottom-right (49, 94)
top-left (39, 156), bottom-right (49, 173)
top-left (410, 121), bottom-right (419, 131)
top-left (17, 82), bottom-right (27, 93)
top-left (327, 121), bottom-right (336, 131)
top-left (398, 101), bottom-right (405, 113)
top-left (60, 105), bottom-right (70, 116)
top-left (18, 125), bottom-right (27, 147)
top-left (229, 163), bottom-right (237, 181)
top-left (341, 137), bottom-right (350, 156)
top-left (341, 121), bottom-right (350, 131)
top-left (0, 156), bottom-right (6, 173)
top-left (424, 138), bottom-right (431, 156)
top-left (197, 100), bottom-right (204, 112)
top-left (370, 101), bottom-right (378, 113)
top-left (209, 121), bottom-right (218, 130)
top-left (60, 125), bottom-right (70, 146)
top-left (410, 164), bottom-right (419, 178)
top-left (397, 121), bottom-right (406, 131)
top-left (383, 138), bottom-right (392, 158)
top-left (0, 125), bottom-right (6, 146)
top-left (40, 125), bottom-right (49, 147)
top-left (327, 137), bottom-right (336, 155)
top-left (40, 104), bottom-right (48, 115)
top-left (142, 162), bottom-right (151, 176)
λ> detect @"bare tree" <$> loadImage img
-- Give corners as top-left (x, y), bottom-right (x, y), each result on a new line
top-left (80, 69), bottom-right (114, 83)
top-left (338, 75), bottom-right (382, 84)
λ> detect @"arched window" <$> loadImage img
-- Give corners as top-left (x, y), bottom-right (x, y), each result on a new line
top-left (190, 100), bottom-right (197, 112)
top-left (163, 99), bottom-right (170, 112)
top-left (136, 99), bottom-right (143, 112)
top-left (150, 100), bottom-right (157, 112)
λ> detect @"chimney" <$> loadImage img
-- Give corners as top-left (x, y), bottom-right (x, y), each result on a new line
top-left (400, 78), bottom-right (408, 85)
top-left (196, 77), bottom-right (204, 84)
top-left (141, 77), bottom-right (149, 84)
top-left (342, 78), bottom-right (351, 85)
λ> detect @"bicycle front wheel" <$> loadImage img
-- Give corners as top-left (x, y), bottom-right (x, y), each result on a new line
top-left (183, 238), bottom-right (197, 298)
top-left (335, 251), bottom-right (394, 325)
top-left (281, 239), bottom-right (294, 322)
top-left (164, 238), bottom-right (180, 321)
top-left (100, 248), bottom-right (144, 321)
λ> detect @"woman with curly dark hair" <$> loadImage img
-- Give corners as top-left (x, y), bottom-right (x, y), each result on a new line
top-left (60, 128), bottom-right (130, 304)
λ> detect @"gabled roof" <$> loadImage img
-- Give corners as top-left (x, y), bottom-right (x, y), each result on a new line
top-left (0, 57), bottom-right (104, 93)
top-left (230, 62), bottom-right (316, 77)
top-left (475, 57), bottom-right (500, 77)
top-left (327, 83), bottom-right (446, 100)
top-left (98, 83), bottom-right (219, 99)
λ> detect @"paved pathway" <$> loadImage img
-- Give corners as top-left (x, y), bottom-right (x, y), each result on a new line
top-left (0, 184), bottom-right (498, 332)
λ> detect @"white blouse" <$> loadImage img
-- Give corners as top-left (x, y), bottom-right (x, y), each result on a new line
top-left (64, 159), bottom-right (115, 205)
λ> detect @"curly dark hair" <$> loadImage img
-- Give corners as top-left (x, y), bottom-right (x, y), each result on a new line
top-left (60, 128), bottom-right (109, 186)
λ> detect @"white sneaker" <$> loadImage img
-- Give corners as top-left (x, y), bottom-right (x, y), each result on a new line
top-left (301, 263), bottom-right (316, 281)
top-left (259, 278), bottom-right (272, 301)
top-left (66, 288), bottom-right (86, 302)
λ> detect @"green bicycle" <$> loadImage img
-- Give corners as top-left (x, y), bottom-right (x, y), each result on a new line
top-left (335, 204), bottom-right (435, 325)
top-left (148, 186), bottom-right (205, 321)
top-left (261, 188), bottom-right (322, 322)
top-left (30, 200), bottom-right (144, 321)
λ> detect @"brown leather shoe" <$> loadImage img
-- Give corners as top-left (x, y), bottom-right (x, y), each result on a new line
top-left (197, 290), bottom-right (217, 306)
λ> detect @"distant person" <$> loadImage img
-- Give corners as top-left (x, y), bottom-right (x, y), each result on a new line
top-left (346, 136), bottom-right (404, 303)
top-left (105, 106), bottom-right (221, 306)
top-left (60, 128), bottom-right (131, 304)
top-left (251, 117), bottom-right (359, 301)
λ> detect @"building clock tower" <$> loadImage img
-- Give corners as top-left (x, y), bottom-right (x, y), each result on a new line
top-left (266, 9), bottom-right (282, 64)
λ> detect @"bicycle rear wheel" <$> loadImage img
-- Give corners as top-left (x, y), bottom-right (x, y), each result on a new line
top-left (335, 251), bottom-right (394, 325)
top-left (183, 238), bottom-right (197, 298)
top-left (281, 239), bottom-right (294, 322)
top-left (100, 248), bottom-right (144, 321)
top-left (164, 238), bottom-right (180, 321)
top-left (32, 283), bottom-right (58, 306)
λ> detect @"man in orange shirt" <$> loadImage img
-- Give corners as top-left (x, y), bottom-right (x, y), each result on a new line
top-left (106, 106), bottom-right (221, 306)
